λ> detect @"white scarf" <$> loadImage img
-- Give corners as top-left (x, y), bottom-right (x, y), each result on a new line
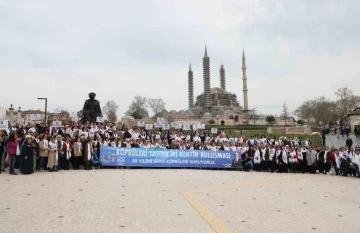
top-left (87, 143), bottom-right (91, 160)
top-left (49, 141), bottom-right (58, 161)
top-left (43, 139), bottom-right (49, 148)
top-left (65, 142), bottom-right (71, 160)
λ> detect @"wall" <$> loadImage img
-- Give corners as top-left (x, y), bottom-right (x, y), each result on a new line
top-left (349, 115), bottom-right (360, 131)
top-left (267, 126), bottom-right (312, 135)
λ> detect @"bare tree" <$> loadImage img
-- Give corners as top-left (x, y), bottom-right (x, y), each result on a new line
top-left (281, 102), bottom-right (289, 125)
top-left (294, 96), bottom-right (339, 125)
top-left (125, 96), bottom-right (149, 119)
top-left (148, 98), bottom-right (166, 118)
top-left (102, 100), bottom-right (119, 123)
top-left (293, 100), bottom-right (316, 123)
top-left (248, 108), bottom-right (259, 125)
top-left (335, 87), bottom-right (360, 116)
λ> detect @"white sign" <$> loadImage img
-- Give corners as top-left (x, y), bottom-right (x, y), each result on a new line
top-left (211, 128), bottom-right (218, 134)
top-left (30, 114), bottom-right (42, 120)
top-left (157, 117), bottom-right (165, 124)
top-left (182, 124), bottom-right (190, 131)
top-left (170, 122), bottom-right (176, 128)
top-left (96, 117), bottom-right (105, 123)
top-left (53, 108), bottom-right (61, 114)
top-left (129, 129), bottom-right (135, 136)
top-left (82, 132), bottom-right (89, 138)
top-left (192, 125), bottom-right (198, 131)
top-left (0, 120), bottom-right (9, 130)
top-left (69, 112), bottom-right (76, 118)
top-left (52, 121), bottom-right (62, 128)
top-left (162, 124), bottom-right (170, 130)
top-left (145, 124), bottom-right (153, 130)
top-left (175, 123), bottom-right (182, 129)
top-left (198, 124), bottom-right (205, 129)
top-left (153, 122), bottom-right (161, 128)
top-left (137, 121), bottom-right (145, 127)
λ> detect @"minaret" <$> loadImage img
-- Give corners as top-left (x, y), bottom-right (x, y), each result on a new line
top-left (242, 49), bottom-right (249, 111)
top-left (188, 63), bottom-right (194, 109)
top-left (220, 64), bottom-right (226, 90)
top-left (203, 45), bottom-right (211, 113)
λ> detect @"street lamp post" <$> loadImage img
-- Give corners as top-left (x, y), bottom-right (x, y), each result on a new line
top-left (37, 98), bottom-right (48, 126)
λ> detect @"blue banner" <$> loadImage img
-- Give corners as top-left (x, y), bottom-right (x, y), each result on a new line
top-left (99, 146), bottom-right (239, 168)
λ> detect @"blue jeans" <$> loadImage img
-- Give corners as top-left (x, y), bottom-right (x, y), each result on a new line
top-left (9, 154), bottom-right (16, 173)
top-left (354, 164), bottom-right (360, 177)
top-left (39, 157), bottom-right (46, 169)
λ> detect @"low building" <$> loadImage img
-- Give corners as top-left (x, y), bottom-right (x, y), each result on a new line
top-left (1, 106), bottom-right (77, 126)
top-left (252, 114), bottom-right (295, 126)
top-left (344, 107), bottom-right (360, 131)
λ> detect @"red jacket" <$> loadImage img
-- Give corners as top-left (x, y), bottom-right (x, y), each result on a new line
top-left (7, 141), bottom-right (18, 155)
top-left (327, 152), bottom-right (336, 163)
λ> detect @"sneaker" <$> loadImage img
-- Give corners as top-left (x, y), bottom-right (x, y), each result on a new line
top-left (10, 172), bottom-right (18, 175)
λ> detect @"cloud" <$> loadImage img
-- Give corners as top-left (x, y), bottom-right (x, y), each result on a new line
top-left (0, 0), bottom-right (360, 121)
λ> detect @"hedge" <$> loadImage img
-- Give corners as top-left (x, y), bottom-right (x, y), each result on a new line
top-left (205, 125), bottom-right (269, 130)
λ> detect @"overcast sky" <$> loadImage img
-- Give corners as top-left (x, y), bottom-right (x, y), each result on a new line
top-left (1, 0), bottom-right (359, 118)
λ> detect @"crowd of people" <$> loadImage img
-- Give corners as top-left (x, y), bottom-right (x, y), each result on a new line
top-left (325, 125), bottom-right (360, 139)
top-left (0, 121), bottom-right (359, 178)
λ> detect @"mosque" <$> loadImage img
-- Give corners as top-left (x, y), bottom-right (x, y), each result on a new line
top-left (122, 46), bottom-right (250, 127)
top-left (160, 46), bottom-right (249, 125)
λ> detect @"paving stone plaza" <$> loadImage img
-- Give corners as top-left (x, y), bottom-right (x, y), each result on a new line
top-left (1, 166), bottom-right (360, 233)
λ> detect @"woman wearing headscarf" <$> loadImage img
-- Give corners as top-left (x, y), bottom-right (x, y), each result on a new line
top-left (47, 136), bottom-right (58, 172)
top-left (38, 134), bottom-right (49, 171)
top-left (20, 136), bottom-right (34, 174)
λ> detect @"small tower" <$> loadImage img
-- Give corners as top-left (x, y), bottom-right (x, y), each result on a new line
top-left (188, 63), bottom-right (194, 109)
top-left (8, 104), bottom-right (14, 125)
top-left (242, 49), bottom-right (249, 111)
top-left (203, 45), bottom-right (211, 113)
top-left (220, 64), bottom-right (226, 90)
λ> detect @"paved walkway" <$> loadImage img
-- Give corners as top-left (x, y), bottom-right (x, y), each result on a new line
top-left (326, 134), bottom-right (360, 148)
top-left (1, 169), bottom-right (360, 233)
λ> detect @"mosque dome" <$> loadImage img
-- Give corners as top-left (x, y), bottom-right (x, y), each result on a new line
top-left (210, 87), bottom-right (228, 94)
top-left (202, 112), bottom-right (212, 119)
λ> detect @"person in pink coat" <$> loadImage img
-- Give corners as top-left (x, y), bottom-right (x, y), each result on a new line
top-left (6, 132), bottom-right (19, 175)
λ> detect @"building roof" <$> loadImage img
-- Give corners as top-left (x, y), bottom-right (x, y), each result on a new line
top-left (122, 115), bottom-right (135, 120)
top-left (348, 107), bottom-right (360, 116)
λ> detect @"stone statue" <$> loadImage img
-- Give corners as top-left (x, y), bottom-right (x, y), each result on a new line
top-left (80, 92), bottom-right (103, 124)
